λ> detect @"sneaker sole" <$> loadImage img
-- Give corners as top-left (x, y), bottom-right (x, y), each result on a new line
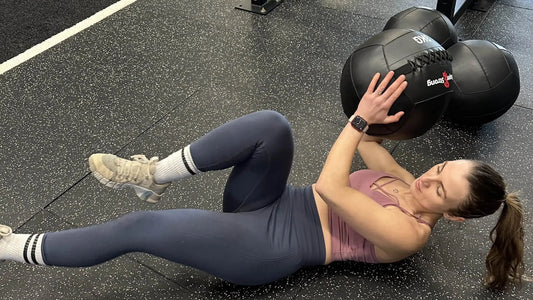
top-left (91, 171), bottom-right (162, 203)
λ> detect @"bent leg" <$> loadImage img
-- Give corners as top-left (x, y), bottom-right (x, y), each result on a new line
top-left (89, 111), bottom-right (294, 207)
top-left (190, 110), bottom-right (294, 212)
top-left (43, 209), bottom-right (303, 285)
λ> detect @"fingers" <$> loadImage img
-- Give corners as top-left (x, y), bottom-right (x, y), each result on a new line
top-left (385, 80), bottom-right (407, 105)
top-left (379, 74), bottom-right (407, 124)
top-left (359, 71), bottom-right (407, 125)
top-left (370, 71), bottom-right (406, 98)
top-left (380, 74), bottom-right (405, 98)
top-left (366, 72), bottom-right (381, 94)
top-left (374, 71), bottom-right (395, 95)
top-left (380, 79), bottom-right (407, 124)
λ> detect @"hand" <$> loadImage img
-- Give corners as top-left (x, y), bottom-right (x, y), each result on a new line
top-left (353, 71), bottom-right (407, 125)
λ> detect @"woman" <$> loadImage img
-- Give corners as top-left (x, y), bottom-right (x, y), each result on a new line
top-left (0, 72), bottom-right (524, 290)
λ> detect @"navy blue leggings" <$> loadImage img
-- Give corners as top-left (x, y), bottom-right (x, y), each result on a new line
top-left (42, 111), bottom-right (326, 285)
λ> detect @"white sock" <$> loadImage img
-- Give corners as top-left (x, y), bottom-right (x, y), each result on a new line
top-left (154, 145), bottom-right (201, 184)
top-left (0, 233), bottom-right (46, 265)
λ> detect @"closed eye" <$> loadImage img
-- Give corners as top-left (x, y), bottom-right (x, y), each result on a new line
top-left (436, 161), bottom-right (448, 198)
top-left (438, 161), bottom-right (447, 174)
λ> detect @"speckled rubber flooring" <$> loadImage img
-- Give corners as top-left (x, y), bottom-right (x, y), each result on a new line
top-left (0, 0), bottom-right (532, 299)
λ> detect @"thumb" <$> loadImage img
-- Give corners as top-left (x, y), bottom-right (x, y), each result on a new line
top-left (383, 111), bottom-right (405, 124)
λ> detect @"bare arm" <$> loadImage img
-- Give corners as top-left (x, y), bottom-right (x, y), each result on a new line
top-left (316, 72), bottom-right (423, 255)
top-left (358, 136), bottom-right (415, 183)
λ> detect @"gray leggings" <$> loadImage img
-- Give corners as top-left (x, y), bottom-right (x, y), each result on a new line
top-left (42, 111), bottom-right (326, 285)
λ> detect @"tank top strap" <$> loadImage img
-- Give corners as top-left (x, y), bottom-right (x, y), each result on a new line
top-left (372, 178), bottom-right (398, 189)
top-left (391, 204), bottom-right (434, 228)
top-left (371, 179), bottom-right (401, 204)
top-left (372, 177), bottom-right (434, 229)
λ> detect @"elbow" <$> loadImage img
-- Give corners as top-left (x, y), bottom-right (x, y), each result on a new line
top-left (315, 178), bottom-right (329, 200)
top-left (315, 171), bottom-right (351, 204)
top-left (315, 180), bottom-right (327, 199)
top-left (315, 177), bottom-right (338, 203)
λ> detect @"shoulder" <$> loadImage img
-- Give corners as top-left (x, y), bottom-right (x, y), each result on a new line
top-left (357, 164), bottom-right (415, 185)
top-left (384, 167), bottom-right (415, 185)
top-left (374, 207), bottom-right (431, 262)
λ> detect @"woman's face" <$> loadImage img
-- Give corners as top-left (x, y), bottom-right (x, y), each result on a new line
top-left (410, 159), bottom-right (473, 215)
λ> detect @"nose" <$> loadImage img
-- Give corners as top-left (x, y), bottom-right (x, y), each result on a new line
top-left (420, 177), bottom-right (430, 188)
top-left (420, 174), bottom-right (438, 187)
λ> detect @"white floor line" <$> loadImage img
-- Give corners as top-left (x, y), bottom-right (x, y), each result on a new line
top-left (0, 0), bottom-right (138, 75)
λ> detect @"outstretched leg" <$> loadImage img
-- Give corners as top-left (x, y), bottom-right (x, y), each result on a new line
top-left (1, 205), bottom-right (319, 286)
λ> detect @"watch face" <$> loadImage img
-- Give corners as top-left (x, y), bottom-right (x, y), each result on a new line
top-left (352, 116), bottom-right (367, 130)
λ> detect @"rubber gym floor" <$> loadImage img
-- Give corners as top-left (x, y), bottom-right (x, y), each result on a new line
top-left (0, 0), bottom-right (532, 299)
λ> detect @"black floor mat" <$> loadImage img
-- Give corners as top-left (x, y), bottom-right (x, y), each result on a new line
top-left (0, 0), bottom-right (118, 62)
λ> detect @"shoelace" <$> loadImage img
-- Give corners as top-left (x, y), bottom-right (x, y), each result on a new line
top-left (115, 155), bottom-right (159, 184)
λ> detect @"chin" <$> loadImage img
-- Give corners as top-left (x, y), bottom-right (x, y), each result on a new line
top-left (409, 181), bottom-right (418, 195)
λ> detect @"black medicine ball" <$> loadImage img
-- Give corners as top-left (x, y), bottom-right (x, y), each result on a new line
top-left (340, 29), bottom-right (454, 140)
top-left (384, 6), bottom-right (458, 49)
top-left (445, 40), bottom-right (520, 125)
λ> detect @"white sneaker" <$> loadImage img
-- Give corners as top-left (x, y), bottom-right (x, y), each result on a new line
top-left (88, 153), bottom-right (170, 203)
top-left (0, 225), bottom-right (12, 237)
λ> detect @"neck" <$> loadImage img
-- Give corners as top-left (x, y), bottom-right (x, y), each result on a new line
top-left (399, 191), bottom-right (443, 219)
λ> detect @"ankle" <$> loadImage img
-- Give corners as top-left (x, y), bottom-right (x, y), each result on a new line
top-left (154, 146), bottom-right (200, 183)
top-left (0, 232), bottom-right (46, 265)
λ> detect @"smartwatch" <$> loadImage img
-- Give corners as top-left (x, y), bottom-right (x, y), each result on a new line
top-left (349, 115), bottom-right (369, 133)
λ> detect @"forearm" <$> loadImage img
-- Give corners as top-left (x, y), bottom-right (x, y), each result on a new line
top-left (316, 121), bottom-right (363, 203)
top-left (358, 139), bottom-right (393, 170)
top-left (315, 122), bottom-right (416, 253)
top-left (316, 71), bottom-right (406, 207)
top-left (358, 137), bottom-right (414, 181)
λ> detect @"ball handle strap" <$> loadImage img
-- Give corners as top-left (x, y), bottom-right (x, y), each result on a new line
top-left (393, 49), bottom-right (453, 75)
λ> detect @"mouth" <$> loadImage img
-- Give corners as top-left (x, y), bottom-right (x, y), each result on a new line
top-left (416, 179), bottom-right (421, 192)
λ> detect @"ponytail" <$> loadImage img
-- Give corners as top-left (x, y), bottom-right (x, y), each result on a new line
top-left (484, 193), bottom-right (524, 290)
top-left (449, 161), bottom-right (526, 290)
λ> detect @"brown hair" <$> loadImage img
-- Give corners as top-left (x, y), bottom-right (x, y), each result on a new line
top-left (447, 160), bottom-right (524, 290)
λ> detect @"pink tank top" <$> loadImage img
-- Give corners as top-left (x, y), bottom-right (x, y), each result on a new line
top-left (329, 169), bottom-right (432, 263)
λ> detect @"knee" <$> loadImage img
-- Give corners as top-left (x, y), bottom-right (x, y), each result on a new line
top-left (114, 211), bottom-right (160, 233)
top-left (256, 110), bottom-right (292, 138)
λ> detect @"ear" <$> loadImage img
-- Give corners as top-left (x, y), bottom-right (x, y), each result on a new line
top-left (444, 213), bottom-right (465, 223)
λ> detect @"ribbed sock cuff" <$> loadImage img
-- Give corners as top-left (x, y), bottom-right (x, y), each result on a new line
top-left (0, 233), bottom-right (45, 265)
top-left (154, 145), bottom-right (201, 183)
